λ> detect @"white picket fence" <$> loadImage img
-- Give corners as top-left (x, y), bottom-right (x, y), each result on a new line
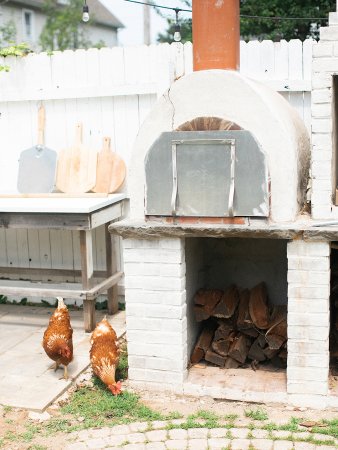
top-left (0, 39), bottom-right (315, 300)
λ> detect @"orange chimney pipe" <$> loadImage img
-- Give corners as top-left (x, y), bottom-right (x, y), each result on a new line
top-left (192, 0), bottom-right (240, 71)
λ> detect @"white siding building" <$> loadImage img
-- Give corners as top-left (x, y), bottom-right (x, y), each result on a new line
top-left (0, 0), bottom-right (124, 51)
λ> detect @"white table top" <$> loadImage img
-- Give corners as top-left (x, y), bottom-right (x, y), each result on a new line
top-left (0, 194), bottom-right (127, 214)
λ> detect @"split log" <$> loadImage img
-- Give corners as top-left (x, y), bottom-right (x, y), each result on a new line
top-left (267, 305), bottom-right (287, 339)
top-left (249, 283), bottom-right (270, 329)
top-left (229, 334), bottom-right (250, 364)
top-left (212, 339), bottom-right (231, 357)
top-left (237, 289), bottom-right (253, 330)
top-left (212, 285), bottom-right (240, 319)
top-left (248, 335), bottom-right (266, 362)
top-left (214, 321), bottom-right (233, 341)
top-left (263, 347), bottom-right (279, 359)
top-left (194, 289), bottom-right (223, 321)
top-left (212, 330), bottom-right (236, 356)
top-left (205, 348), bottom-right (226, 367)
top-left (265, 332), bottom-right (286, 350)
top-left (191, 322), bottom-right (217, 364)
top-left (224, 357), bottom-right (240, 369)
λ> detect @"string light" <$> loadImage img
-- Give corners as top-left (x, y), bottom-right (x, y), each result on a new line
top-left (82, 0), bottom-right (329, 29)
top-left (173, 8), bottom-right (181, 42)
top-left (122, 0), bottom-right (328, 22)
top-left (82, 0), bottom-right (89, 22)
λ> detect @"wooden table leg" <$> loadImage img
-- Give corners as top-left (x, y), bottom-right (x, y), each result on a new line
top-left (105, 224), bottom-right (118, 315)
top-left (80, 229), bottom-right (96, 332)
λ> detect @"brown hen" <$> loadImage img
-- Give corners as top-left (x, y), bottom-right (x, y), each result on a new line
top-left (42, 296), bottom-right (73, 379)
top-left (90, 316), bottom-right (121, 395)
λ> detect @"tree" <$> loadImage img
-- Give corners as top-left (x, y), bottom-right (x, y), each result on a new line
top-left (0, 20), bottom-right (16, 47)
top-left (39, 0), bottom-right (94, 51)
top-left (240, 0), bottom-right (335, 41)
top-left (157, 0), bottom-right (336, 43)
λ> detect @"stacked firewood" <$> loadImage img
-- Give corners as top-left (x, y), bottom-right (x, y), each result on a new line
top-left (191, 283), bottom-right (287, 369)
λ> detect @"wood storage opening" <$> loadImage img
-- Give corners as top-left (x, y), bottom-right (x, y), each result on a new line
top-left (185, 237), bottom-right (288, 373)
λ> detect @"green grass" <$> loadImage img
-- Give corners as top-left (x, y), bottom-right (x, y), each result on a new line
top-left (27, 446), bottom-right (48, 450)
top-left (224, 413), bottom-right (238, 421)
top-left (3, 405), bottom-right (13, 414)
top-left (312, 418), bottom-right (338, 439)
top-left (279, 417), bottom-right (301, 432)
top-left (186, 410), bottom-right (220, 428)
top-left (244, 408), bottom-right (269, 421)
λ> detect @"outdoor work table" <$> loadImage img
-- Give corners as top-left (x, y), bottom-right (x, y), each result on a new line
top-left (0, 194), bottom-right (126, 331)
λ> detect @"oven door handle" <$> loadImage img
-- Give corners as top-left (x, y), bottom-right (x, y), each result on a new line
top-left (171, 141), bottom-right (178, 216)
top-left (227, 139), bottom-right (236, 217)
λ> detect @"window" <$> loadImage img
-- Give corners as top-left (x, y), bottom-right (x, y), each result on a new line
top-left (22, 9), bottom-right (34, 41)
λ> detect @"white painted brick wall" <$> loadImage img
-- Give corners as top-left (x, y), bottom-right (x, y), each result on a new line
top-left (287, 367), bottom-right (329, 382)
top-left (312, 205), bottom-right (332, 219)
top-left (311, 190), bottom-right (333, 205)
top-left (287, 241), bottom-right (330, 257)
top-left (124, 261), bottom-right (186, 277)
top-left (288, 326), bottom-right (329, 341)
top-left (287, 240), bottom-right (330, 398)
top-left (311, 118), bottom-right (332, 133)
top-left (312, 103), bottom-right (331, 118)
top-left (288, 352), bottom-right (329, 367)
top-left (288, 255), bottom-right (330, 270)
top-left (124, 237), bottom-right (188, 384)
top-left (312, 89), bottom-right (332, 104)
top-left (312, 149), bottom-right (332, 161)
top-left (128, 342), bottom-right (186, 359)
top-left (320, 26), bottom-right (338, 41)
top-left (312, 160), bottom-right (332, 178)
top-left (126, 290), bottom-right (186, 305)
top-left (288, 312), bottom-right (330, 327)
top-left (288, 339), bottom-right (329, 354)
top-left (313, 42), bottom-right (333, 57)
top-left (312, 73), bottom-right (332, 89)
top-left (312, 133), bottom-right (332, 147)
top-left (127, 303), bottom-right (187, 319)
top-left (311, 26), bottom-right (335, 221)
top-left (329, 12), bottom-right (338, 26)
top-left (128, 368), bottom-right (187, 384)
top-left (311, 178), bottom-right (332, 192)
top-left (288, 299), bottom-right (330, 314)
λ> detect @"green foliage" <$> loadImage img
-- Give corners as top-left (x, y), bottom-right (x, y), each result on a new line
top-left (313, 417), bottom-right (338, 438)
top-left (0, 20), bottom-right (16, 47)
top-left (0, 43), bottom-right (31, 72)
top-left (157, 0), bottom-right (336, 42)
top-left (39, 0), bottom-right (92, 51)
top-left (278, 416), bottom-right (301, 432)
top-left (0, 42), bottom-right (30, 57)
top-left (244, 408), bottom-right (269, 421)
top-left (240, 0), bottom-right (335, 41)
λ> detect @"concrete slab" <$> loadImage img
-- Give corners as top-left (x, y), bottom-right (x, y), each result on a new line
top-left (0, 305), bottom-right (126, 411)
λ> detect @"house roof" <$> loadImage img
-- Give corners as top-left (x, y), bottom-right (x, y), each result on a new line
top-left (8, 0), bottom-right (124, 29)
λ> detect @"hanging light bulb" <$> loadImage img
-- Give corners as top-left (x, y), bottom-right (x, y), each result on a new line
top-left (82, 3), bottom-right (89, 22)
top-left (173, 8), bottom-right (181, 42)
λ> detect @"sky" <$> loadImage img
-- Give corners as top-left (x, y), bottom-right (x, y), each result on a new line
top-left (100, 0), bottom-right (191, 46)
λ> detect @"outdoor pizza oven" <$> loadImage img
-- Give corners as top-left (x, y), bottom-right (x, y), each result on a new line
top-left (109, 2), bottom-right (338, 409)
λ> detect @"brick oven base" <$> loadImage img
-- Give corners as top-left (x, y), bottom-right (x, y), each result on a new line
top-left (111, 220), bottom-right (338, 410)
